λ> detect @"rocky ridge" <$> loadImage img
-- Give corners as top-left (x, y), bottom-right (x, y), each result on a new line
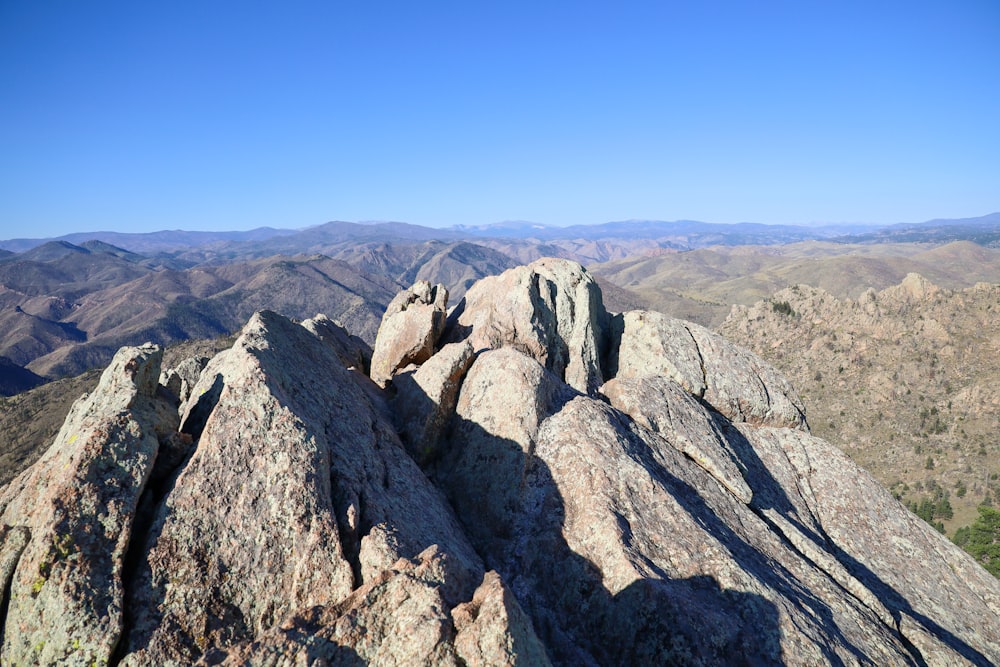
top-left (718, 274), bottom-right (1000, 533)
top-left (0, 258), bottom-right (998, 665)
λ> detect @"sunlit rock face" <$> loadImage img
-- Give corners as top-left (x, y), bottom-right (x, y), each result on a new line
top-left (0, 259), bottom-right (998, 666)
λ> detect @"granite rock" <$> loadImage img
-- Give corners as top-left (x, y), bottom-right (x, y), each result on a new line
top-left (370, 281), bottom-right (448, 387)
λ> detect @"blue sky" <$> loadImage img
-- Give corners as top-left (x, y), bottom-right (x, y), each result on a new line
top-left (1, 1), bottom-right (998, 237)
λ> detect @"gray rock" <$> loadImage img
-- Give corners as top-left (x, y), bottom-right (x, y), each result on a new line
top-left (159, 354), bottom-right (210, 404)
top-left (121, 310), bottom-right (483, 665)
top-left (453, 570), bottom-right (553, 667)
top-left (301, 312), bottom-right (373, 374)
top-left (392, 340), bottom-right (477, 464)
top-left (201, 547), bottom-right (547, 667)
top-left (435, 348), bottom-right (577, 560)
top-left (447, 258), bottom-right (610, 394)
top-left (601, 375), bottom-right (753, 504)
top-left (0, 344), bottom-right (174, 667)
top-left (370, 281), bottom-right (448, 387)
top-left (609, 309), bottom-right (807, 429)
top-left (735, 423), bottom-right (1000, 665)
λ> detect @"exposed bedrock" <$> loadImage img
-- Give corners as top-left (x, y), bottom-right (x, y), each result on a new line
top-left (0, 259), bottom-right (996, 666)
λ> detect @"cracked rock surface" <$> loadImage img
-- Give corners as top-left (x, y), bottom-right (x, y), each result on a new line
top-left (0, 258), bottom-right (998, 666)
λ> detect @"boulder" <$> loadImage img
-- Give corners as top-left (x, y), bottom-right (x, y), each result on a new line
top-left (121, 311), bottom-right (483, 665)
top-left (609, 309), bottom-right (807, 429)
top-left (370, 281), bottom-right (449, 387)
top-left (301, 312), bottom-right (373, 374)
top-left (453, 570), bottom-right (553, 667)
top-left (201, 547), bottom-right (547, 667)
top-left (447, 258), bottom-right (610, 394)
top-left (435, 348), bottom-right (577, 560)
top-left (159, 354), bottom-right (210, 404)
top-left (392, 340), bottom-right (477, 464)
top-left (0, 344), bottom-right (176, 667)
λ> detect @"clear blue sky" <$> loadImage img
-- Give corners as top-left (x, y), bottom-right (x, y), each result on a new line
top-left (1, 1), bottom-right (998, 237)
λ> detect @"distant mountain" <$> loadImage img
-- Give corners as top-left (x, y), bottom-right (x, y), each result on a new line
top-left (11, 239), bottom-right (90, 262)
top-left (833, 212), bottom-right (1000, 246)
top-left (4, 213), bottom-right (999, 261)
top-left (449, 220), bottom-right (562, 235)
top-left (214, 221), bottom-right (467, 260)
top-left (0, 226), bottom-right (299, 254)
top-left (0, 241), bottom-right (152, 299)
top-left (448, 218), bottom-right (883, 244)
top-left (18, 255), bottom-right (400, 378)
top-left (323, 240), bottom-right (517, 301)
top-left (0, 237), bottom-right (517, 380)
top-left (77, 239), bottom-right (147, 262)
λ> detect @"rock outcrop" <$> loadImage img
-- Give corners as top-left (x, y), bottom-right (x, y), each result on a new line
top-left (446, 257), bottom-right (610, 394)
top-left (1, 258), bottom-right (998, 666)
top-left (0, 343), bottom-right (175, 666)
top-left (369, 280), bottom-right (448, 387)
top-left (718, 277), bottom-right (1000, 532)
top-left (159, 354), bottom-right (209, 404)
top-left (609, 309), bottom-right (807, 429)
top-left (121, 311), bottom-right (491, 665)
top-left (391, 340), bottom-right (476, 464)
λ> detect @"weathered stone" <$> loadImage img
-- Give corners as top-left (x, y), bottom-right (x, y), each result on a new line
top-left (435, 348), bottom-right (577, 560)
top-left (453, 570), bottom-right (553, 667)
top-left (447, 258), bottom-right (610, 394)
top-left (0, 344), bottom-right (174, 667)
top-left (609, 309), bottom-right (807, 429)
top-left (392, 340), bottom-right (476, 464)
top-left (370, 281), bottom-right (448, 386)
top-left (432, 342), bottom-right (1000, 665)
top-left (601, 375), bottom-right (753, 504)
top-left (510, 391), bottom-right (911, 663)
top-left (301, 312), bottom-right (373, 374)
top-left (0, 525), bottom-right (30, 633)
top-left (159, 354), bottom-right (210, 404)
top-left (201, 547), bottom-right (545, 667)
top-left (120, 311), bottom-right (482, 665)
top-left (735, 424), bottom-right (1000, 665)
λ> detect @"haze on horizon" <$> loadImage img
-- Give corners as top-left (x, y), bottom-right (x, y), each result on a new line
top-left (1, 1), bottom-right (998, 239)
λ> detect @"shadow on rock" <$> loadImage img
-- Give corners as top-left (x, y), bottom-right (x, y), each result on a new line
top-left (430, 380), bottom-right (786, 665)
top-left (719, 419), bottom-right (993, 667)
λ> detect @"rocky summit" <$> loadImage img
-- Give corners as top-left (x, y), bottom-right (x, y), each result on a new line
top-left (1, 258), bottom-right (998, 666)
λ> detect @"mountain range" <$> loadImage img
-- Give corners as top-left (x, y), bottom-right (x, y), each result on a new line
top-left (0, 238), bottom-right (515, 382)
top-left (2, 213), bottom-right (997, 386)
top-left (4, 213), bottom-right (998, 260)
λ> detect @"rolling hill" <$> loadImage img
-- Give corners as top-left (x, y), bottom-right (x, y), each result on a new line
top-left (592, 240), bottom-right (1000, 326)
